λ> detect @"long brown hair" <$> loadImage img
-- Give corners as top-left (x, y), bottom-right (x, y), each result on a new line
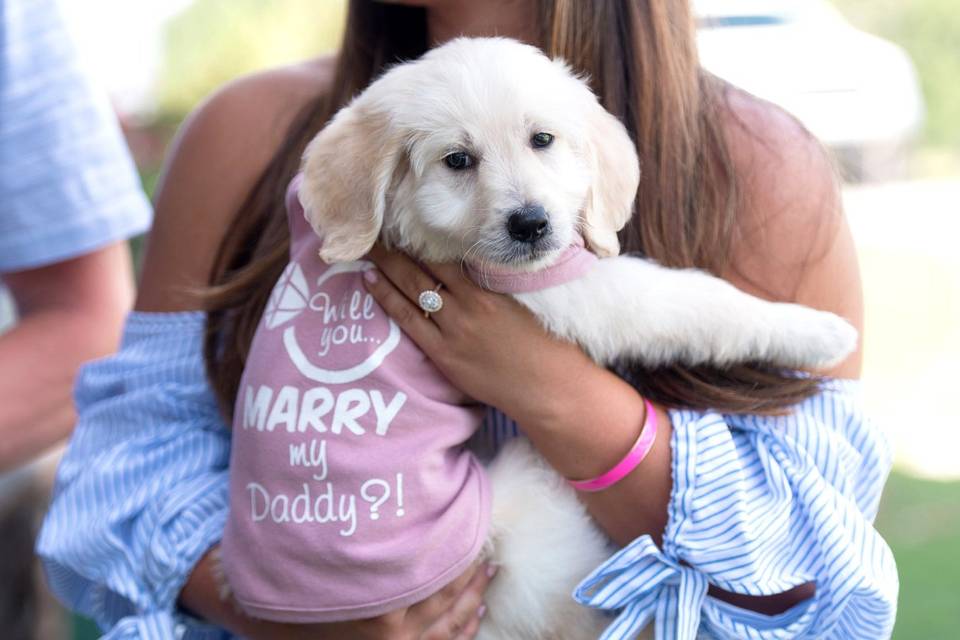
top-left (203, 0), bottom-right (821, 420)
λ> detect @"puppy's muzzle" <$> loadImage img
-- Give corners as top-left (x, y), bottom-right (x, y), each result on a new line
top-left (507, 205), bottom-right (551, 244)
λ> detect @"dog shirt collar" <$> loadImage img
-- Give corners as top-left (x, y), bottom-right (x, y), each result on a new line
top-left (466, 237), bottom-right (598, 294)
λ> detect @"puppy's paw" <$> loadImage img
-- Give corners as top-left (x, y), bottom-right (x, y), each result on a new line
top-left (209, 546), bottom-right (235, 604)
top-left (774, 306), bottom-right (859, 369)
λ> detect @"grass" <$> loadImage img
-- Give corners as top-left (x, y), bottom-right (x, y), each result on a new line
top-left (876, 472), bottom-right (960, 639)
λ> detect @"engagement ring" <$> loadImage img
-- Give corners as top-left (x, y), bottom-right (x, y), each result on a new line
top-left (418, 284), bottom-right (444, 317)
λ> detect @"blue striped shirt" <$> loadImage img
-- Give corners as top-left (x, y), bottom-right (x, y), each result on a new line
top-left (37, 312), bottom-right (898, 639)
top-left (0, 0), bottom-right (151, 272)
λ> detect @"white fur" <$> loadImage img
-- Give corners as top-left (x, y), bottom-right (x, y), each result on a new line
top-left (516, 256), bottom-right (858, 370)
top-left (300, 37), bottom-right (636, 266)
top-left (480, 439), bottom-right (611, 640)
top-left (299, 37), bottom-right (859, 638)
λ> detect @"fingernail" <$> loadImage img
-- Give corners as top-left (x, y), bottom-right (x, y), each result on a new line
top-left (477, 604), bottom-right (487, 619)
top-left (485, 564), bottom-right (498, 578)
top-left (363, 269), bottom-right (378, 284)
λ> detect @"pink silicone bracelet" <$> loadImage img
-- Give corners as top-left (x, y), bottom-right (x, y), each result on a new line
top-left (567, 398), bottom-right (658, 493)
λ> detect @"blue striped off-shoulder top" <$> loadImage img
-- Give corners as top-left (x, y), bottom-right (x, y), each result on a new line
top-left (37, 312), bottom-right (898, 639)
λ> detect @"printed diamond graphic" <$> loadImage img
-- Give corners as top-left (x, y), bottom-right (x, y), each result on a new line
top-left (265, 262), bottom-right (310, 329)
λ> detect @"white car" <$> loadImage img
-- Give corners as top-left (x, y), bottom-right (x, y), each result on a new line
top-left (695, 0), bottom-right (924, 181)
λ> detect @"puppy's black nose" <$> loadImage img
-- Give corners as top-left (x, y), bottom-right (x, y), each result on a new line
top-left (507, 205), bottom-right (550, 243)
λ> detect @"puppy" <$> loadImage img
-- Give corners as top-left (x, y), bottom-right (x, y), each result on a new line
top-left (222, 37), bottom-right (856, 639)
top-left (301, 38), bottom-right (855, 372)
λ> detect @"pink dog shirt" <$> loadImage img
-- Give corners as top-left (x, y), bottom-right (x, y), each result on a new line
top-left (222, 174), bottom-right (595, 622)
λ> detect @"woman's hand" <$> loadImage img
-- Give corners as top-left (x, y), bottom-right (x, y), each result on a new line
top-left (182, 548), bottom-right (495, 640)
top-left (362, 245), bottom-right (599, 429)
top-left (361, 246), bottom-right (674, 545)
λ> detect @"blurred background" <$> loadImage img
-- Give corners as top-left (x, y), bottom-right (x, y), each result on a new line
top-left (39, 0), bottom-right (960, 637)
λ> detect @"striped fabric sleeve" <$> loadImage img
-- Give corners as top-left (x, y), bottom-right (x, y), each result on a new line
top-left (574, 380), bottom-right (899, 639)
top-left (36, 312), bottom-right (232, 640)
top-left (0, 0), bottom-right (152, 272)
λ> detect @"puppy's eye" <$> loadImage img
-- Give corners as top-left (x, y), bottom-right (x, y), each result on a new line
top-left (443, 151), bottom-right (475, 170)
top-left (531, 132), bottom-right (554, 148)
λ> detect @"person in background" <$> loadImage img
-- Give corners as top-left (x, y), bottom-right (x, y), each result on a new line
top-left (1, 0), bottom-right (152, 636)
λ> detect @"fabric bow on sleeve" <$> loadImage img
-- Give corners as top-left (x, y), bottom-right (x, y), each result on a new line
top-left (574, 535), bottom-right (709, 640)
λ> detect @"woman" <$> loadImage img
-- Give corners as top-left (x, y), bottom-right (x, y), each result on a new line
top-left (38, 1), bottom-right (896, 638)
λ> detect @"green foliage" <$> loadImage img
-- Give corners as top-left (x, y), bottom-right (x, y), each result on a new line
top-left (831, 0), bottom-right (960, 150)
top-left (155, 0), bottom-right (347, 118)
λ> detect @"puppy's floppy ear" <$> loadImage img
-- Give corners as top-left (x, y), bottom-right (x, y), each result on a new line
top-left (299, 94), bottom-right (405, 263)
top-left (582, 103), bottom-right (640, 258)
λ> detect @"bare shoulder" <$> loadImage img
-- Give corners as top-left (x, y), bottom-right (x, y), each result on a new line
top-left (136, 57), bottom-right (335, 311)
top-left (721, 86), bottom-right (841, 294)
top-left (721, 87), bottom-right (863, 377)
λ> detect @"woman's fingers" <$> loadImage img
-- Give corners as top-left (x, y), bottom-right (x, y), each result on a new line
top-left (419, 563), bottom-right (496, 640)
top-left (367, 245), bottom-right (456, 304)
top-left (444, 564), bottom-right (494, 639)
top-left (453, 612), bottom-right (482, 640)
top-left (362, 266), bottom-right (442, 350)
top-left (364, 245), bottom-right (463, 335)
top-left (421, 260), bottom-right (477, 297)
top-left (410, 560), bottom-right (480, 623)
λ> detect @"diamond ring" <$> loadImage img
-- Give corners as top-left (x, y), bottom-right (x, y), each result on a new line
top-left (418, 284), bottom-right (444, 317)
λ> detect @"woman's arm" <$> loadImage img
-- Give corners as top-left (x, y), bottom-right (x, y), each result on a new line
top-left (362, 250), bottom-right (672, 545)
top-left (139, 63), bottom-right (338, 634)
top-left (119, 63), bottom-right (493, 639)
top-left (364, 116), bottom-right (857, 532)
top-left (35, 308), bottom-right (235, 638)
top-left (362, 94), bottom-right (867, 617)
top-left (573, 383), bottom-right (896, 639)
top-left (181, 550), bottom-right (495, 640)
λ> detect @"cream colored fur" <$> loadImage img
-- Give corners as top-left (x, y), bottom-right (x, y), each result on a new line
top-left (298, 37), bottom-right (858, 639)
